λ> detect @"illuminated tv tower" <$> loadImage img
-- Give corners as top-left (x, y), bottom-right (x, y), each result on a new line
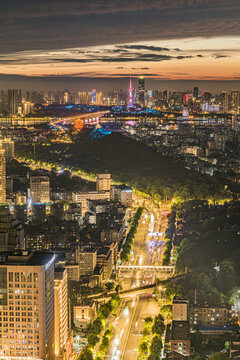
top-left (129, 76), bottom-right (133, 107)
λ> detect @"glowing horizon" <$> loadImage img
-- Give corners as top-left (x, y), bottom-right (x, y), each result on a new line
top-left (0, 36), bottom-right (240, 82)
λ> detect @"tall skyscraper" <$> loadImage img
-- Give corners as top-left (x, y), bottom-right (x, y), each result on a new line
top-left (193, 87), bottom-right (199, 98)
top-left (0, 250), bottom-right (55, 359)
top-left (231, 89), bottom-right (239, 114)
top-left (138, 76), bottom-right (145, 106)
top-left (63, 90), bottom-right (70, 104)
top-left (91, 89), bottom-right (96, 104)
top-left (54, 268), bottom-right (68, 358)
top-left (96, 173), bottom-right (111, 192)
top-left (0, 147), bottom-right (6, 203)
top-left (222, 91), bottom-right (229, 113)
top-left (129, 76), bottom-right (133, 107)
top-left (8, 89), bottom-right (18, 116)
top-left (0, 138), bottom-right (14, 160)
top-left (0, 205), bottom-right (24, 250)
top-left (96, 91), bottom-right (103, 105)
top-left (30, 176), bottom-right (50, 204)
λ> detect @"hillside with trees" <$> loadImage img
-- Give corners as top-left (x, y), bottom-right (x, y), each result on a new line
top-left (16, 128), bottom-right (230, 202)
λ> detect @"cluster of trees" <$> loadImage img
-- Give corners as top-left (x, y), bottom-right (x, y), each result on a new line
top-left (160, 304), bottom-right (172, 320)
top-left (96, 326), bottom-right (113, 360)
top-left (147, 314), bottom-right (165, 360)
top-left (162, 212), bottom-right (176, 266)
top-left (138, 313), bottom-right (166, 360)
top-left (16, 128), bottom-right (231, 203)
top-left (79, 295), bottom-right (121, 360)
top-left (120, 206), bottom-right (143, 262)
top-left (170, 200), bottom-right (240, 306)
top-left (138, 317), bottom-right (154, 360)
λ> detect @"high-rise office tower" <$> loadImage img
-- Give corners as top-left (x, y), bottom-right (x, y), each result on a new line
top-left (54, 268), bottom-right (68, 358)
top-left (96, 173), bottom-right (111, 192)
top-left (0, 250), bottom-right (55, 359)
top-left (30, 176), bottom-right (50, 204)
top-left (96, 92), bottom-right (103, 106)
top-left (63, 90), bottom-right (70, 104)
top-left (91, 89), bottom-right (96, 104)
top-left (32, 203), bottom-right (46, 225)
top-left (222, 91), bottom-right (229, 113)
top-left (8, 89), bottom-right (17, 116)
top-left (193, 87), bottom-right (199, 98)
top-left (231, 89), bottom-right (239, 114)
top-left (0, 147), bottom-right (6, 203)
top-left (0, 138), bottom-right (15, 160)
top-left (0, 205), bottom-right (24, 250)
top-left (138, 76), bottom-right (145, 106)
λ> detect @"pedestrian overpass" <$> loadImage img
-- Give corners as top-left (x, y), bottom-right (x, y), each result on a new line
top-left (117, 264), bottom-right (175, 279)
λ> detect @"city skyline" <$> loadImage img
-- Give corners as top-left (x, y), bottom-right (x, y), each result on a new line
top-left (1, 2), bottom-right (240, 360)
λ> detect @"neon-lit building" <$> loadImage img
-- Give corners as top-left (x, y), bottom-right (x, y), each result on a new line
top-left (138, 76), bottom-right (145, 106)
top-left (91, 89), bottom-right (96, 104)
top-left (129, 76), bottom-right (133, 107)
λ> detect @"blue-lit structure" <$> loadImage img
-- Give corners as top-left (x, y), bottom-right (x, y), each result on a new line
top-left (92, 89), bottom-right (96, 104)
top-left (90, 128), bottom-right (112, 138)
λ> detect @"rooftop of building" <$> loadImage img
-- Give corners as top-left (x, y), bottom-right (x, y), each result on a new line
top-left (88, 199), bottom-right (112, 205)
top-left (189, 304), bottom-right (230, 310)
top-left (173, 297), bottom-right (189, 304)
top-left (171, 321), bottom-right (190, 341)
top-left (199, 326), bottom-right (237, 333)
top-left (113, 184), bottom-right (132, 191)
top-left (80, 246), bottom-right (97, 253)
top-left (0, 250), bottom-right (55, 266)
top-left (97, 246), bottom-right (111, 256)
top-left (73, 190), bottom-right (110, 195)
top-left (94, 264), bottom-right (103, 275)
top-left (54, 267), bottom-right (67, 280)
top-left (74, 300), bottom-right (96, 307)
top-left (97, 173), bottom-right (111, 178)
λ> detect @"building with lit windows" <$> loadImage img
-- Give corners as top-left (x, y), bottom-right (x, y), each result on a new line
top-left (0, 250), bottom-right (55, 360)
top-left (0, 148), bottom-right (6, 203)
top-left (111, 185), bottom-right (132, 207)
top-left (138, 76), bottom-right (145, 106)
top-left (170, 321), bottom-right (191, 356)
top-left (231, 89), bottom-right (239, 114)
top-left (8, 90), bottom-right (19, 116)
top-left (96, 173), bottom-right (111, 192)
top-left (0, 206), bottom-right (24, 251)
top-left (0, 139), bottom-right (14, 160)
top-left (72, 191), bottom-right (110, 215)
top-left (73, 302), bottom-right (96, 332)
top-left (222, 91), bottom-right (229, 113)
top-left (54, 268), bottom-right (69, 359)
top-left (30, 176), bottom-right (50, 204)
top-left (189, 305), bottom-right (231, 328)
top-left (78, 248), bottom-right (97, 276)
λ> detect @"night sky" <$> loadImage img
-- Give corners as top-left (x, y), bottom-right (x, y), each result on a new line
top-left (1, 0), bottom-right (240, 91)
